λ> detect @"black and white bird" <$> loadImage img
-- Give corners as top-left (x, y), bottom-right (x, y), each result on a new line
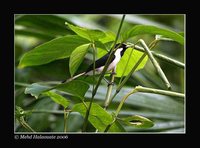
top-left (62, 43), bottom-right (128, 83)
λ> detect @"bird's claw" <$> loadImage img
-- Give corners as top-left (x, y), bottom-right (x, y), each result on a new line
top-left (107, 82), bottom-right (114, 86)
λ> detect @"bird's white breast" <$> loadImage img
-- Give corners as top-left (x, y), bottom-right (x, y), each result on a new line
top-left (107, 47), bottom-right (123, 71)
top-left (95, 48), bottom-right (123, 73)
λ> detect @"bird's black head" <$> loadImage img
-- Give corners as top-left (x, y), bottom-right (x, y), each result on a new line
top-left (115, 43), bottom-right (128, 57)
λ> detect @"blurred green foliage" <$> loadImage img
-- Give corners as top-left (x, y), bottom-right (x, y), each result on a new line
top-left (15, 14), bottom-right (184, 133)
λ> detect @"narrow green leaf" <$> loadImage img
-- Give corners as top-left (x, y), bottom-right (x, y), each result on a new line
top-left (72, 102), bottom-right (125, 132)
top-left (116, 48), bottom-right (148, 77)
top-left (124, 25), bottom-right (184, 45)
top-left (43, 91), bottom-right (70, 108)
top-left (120, 115), bottom-right (154, 128)
top-left (69, 44), bottom-right (90, 76)
top-left (65, 22), bottom-right (106, 41)
top-left (25, 83), bottom-right (49, 99)
top-left (18, 35), bottom-right (90, 68)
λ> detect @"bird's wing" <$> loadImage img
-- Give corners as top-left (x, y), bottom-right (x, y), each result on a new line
top-left (86, 53), bottom-right (115, 73)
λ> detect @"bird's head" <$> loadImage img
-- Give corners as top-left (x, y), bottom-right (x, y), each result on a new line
top-left (114, 43), bottom-right (129, 57)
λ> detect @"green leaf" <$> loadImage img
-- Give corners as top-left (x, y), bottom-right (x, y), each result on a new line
top-left (72, 102), bottom-right (125, 132)
top-left (120, 115), bottom-right (154, 128)
top-left (15, 29), bottom-right (55, 40)
top-left (18, 35), bottom-right (90, 68)
top-left (25, 83), bottom-right (49, 99)
top-left (94, 41), bottom-right (109, 52)
top-left (24, 80), bottom-right (89, 100)
top-left (15, 15), bottom-right (74, 36)
top-left (99, 31), bottom-right (116, 43)
top-left (43, 91), bottom-right (70, 108)
top-left (116, 48), bottom-right (148, 77)
top-left (65, 22), bottom-right (106, 41)
top-left (55, 80), bottom-right (90, 100)
top-left (69, 44), bottom-right (90, 76)
top-left (124, 25), bottom-right (184, 45)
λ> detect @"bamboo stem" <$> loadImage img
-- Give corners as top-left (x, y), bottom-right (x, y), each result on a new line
top-left (139, 39), bottom-right (171, 89)
top-left (104, 69), bottom-right (115, 109)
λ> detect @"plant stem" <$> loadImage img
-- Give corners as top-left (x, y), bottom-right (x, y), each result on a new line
top-left (104, 85), bottom-right (185, 132)
top-left (138, 39), bottom-right (171, 89)
top-left (151, 51), bottom-right (185, 69)
top-left (104, 89), bottom-right (137, 132)
top-left (134, 85), bottom-right (185, 98)
top-left (104, 69), bottom-right (115, 109)
top-left (32, 109), bottom-right (64, 114)
top-left (108, 53), bottom-right (146, 106)
top-left (19, 117), bottom-right (36, 133)
top-left (126, 44), bottom-right (185, 69)
top-left (82, 43), bottom-right (96, 132)
top-left (63, 108), bottom-right (69, 132)
top-left (15, 82), bottom-right (30, 87)
top-left (148, 39), bottom-right (159, 49)
top-left (82, 14), bottom-right (126, 132)
top-left (104, 117), bottom-right (117, 132)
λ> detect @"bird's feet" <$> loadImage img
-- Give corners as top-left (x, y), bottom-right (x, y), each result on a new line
top-left (107, 81), bottom-right (114, 86)
top-left (103, 77), bottom-right (115, 86)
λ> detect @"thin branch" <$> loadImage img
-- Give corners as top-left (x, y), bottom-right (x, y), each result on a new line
top-left (82, 43), bottom-right (96, 131)
top-left (108, 53), bottom-right (146, 106)
top-left (104, 69), bottom-right (116, 109)
top-left (151, 51), bottom-right (185, 69)
top-left (32, 109), bottom-right (64, 114)
top-left (126, 44), bottom-right (185, 69)
top-left (134, 85), bottom-right (185, 98)
top-left (18, 117), bottom-right (36, 133)
top-left (104, 85), bottom-right (185, 132)
top-left (64, 108), bottom-right (69, 132)
top-left (138, 39), bottom-right (171, 89)
top-left (82, 14), bottom-right (126, 132)
top-left (15, 82), bottom-right (30, 87)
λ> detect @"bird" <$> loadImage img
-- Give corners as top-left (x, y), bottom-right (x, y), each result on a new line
top-left (62, 43), bottom-right (128, 83)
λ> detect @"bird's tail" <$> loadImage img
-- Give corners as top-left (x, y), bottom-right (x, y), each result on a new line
top-left (61, 72), bottom-right (86, 83)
